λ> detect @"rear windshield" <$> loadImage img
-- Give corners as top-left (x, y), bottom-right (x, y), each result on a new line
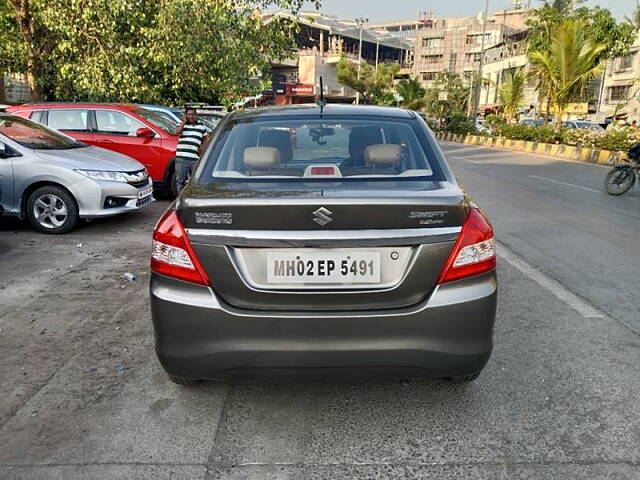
top-left (199, 117), bottom-right (445, 182)
top-left (0, 115), bottom-right (85, 150)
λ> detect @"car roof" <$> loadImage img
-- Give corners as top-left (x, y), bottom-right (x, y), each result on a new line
top-left (229, 104), bottom-right (416, 121)
top-left (11, 102), bottom-right (141, 112)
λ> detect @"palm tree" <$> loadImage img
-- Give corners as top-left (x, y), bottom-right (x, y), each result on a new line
top-left (529, 19), bottom-right (606, 130)
top-left (626, 1), bottom-right (640, 31)
top-left (498, 69), bottom-right (526, 123)
top-left (396, 77), bottom-right (427, 111)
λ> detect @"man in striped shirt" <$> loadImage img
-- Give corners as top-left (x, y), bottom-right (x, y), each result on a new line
top-left (174, 107), bottom-right (212, 192)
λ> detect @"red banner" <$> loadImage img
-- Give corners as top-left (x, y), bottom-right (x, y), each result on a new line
top-left (286, 83), bottom-right (315, 96)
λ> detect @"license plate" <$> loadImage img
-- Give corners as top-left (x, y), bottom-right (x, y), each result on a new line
top-left (138, 186), bottom-right (153, 199)
top-left (267, 252), bottom-right (381, 284)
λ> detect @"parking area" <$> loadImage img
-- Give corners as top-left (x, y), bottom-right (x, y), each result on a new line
top-left (1, 144), bottom-right (640, 479)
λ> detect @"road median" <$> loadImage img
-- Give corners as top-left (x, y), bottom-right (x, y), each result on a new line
top-left (435, 132), bottom-right (628, 166)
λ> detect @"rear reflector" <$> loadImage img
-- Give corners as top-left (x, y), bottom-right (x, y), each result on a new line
top-left (151, 210), bottom-right (210, 286)
top-left (436, 208), bottom-right (496, 284)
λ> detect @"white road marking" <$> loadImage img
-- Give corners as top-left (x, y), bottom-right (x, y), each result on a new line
top-left (528, 175), bottom-right (601, 193)
top-left (497, 243), bottom-right (604, 318)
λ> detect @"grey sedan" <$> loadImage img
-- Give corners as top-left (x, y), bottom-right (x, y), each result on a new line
top-left (0, 114), bottom-right (153, 233)
top-left (150, 105), bottom-right (497, 384)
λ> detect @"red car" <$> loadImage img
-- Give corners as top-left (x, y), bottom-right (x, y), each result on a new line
top-left (7, 103), bottom-right (180, 196)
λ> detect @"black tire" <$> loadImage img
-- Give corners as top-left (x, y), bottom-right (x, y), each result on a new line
top-left (154, 168), bottom-right (178, 200)
top-left (26, 185), bottom-right (79, 234)
top-left (169, 169), bottom-right (179, 198)
top-left (168, 375), bottom-right (201, 386)
top-left (604, 166), bottom-right (635, 196)
top-left (443, 373), bottom-right (481, 383)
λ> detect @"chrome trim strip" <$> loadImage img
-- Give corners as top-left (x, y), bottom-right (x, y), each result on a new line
top-left (187, 226), bottom-right (461, 248)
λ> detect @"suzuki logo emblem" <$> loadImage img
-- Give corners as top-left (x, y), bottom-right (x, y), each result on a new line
top-left (312, 207), bottom-right (333, 226)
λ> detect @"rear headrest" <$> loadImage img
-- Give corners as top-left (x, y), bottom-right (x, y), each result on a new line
top-left (258, 129), bottom-right (293, 163)
top-left (244, 147), bottom-right (281, 169)
top-left (349, 126), bottom-right (384, 160)
top-left (364, 144), bottom-right (401, 166)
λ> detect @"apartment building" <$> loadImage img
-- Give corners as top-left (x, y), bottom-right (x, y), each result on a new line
top-left (478, 29), bottom-right (539, 115)
top-left (413, 16), bottom-right (517, 88)
top-left (597, 34), bottom-right (640, 124)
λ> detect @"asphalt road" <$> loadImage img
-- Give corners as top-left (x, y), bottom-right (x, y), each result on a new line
top-left (0, 145), bottom-right (639, 479)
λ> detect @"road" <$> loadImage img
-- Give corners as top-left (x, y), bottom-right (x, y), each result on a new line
top-left (0, 144), bottom-right (639, 480)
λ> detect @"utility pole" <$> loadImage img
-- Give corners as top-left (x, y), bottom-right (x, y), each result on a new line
top-left (472, 0), bottom-right (490, 123)
top-left (355, 16), bottom-right (368, 105)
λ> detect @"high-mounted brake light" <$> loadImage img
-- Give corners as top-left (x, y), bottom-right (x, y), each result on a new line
top-left (151, 210), bottom-right (210, 286)
top-left (436, 208), bottom-right (496, 284)
top-left (310, 166), bottom-right (336, 175)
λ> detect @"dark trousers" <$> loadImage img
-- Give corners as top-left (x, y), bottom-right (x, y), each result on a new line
top-left (175, 157), bottom-right (197, 193)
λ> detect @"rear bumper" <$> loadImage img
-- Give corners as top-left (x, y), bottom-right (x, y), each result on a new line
top-left (150, 271), bottom-right (497, 380)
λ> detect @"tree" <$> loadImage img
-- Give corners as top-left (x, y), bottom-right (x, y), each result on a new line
top-left (396, 77), bottom-right (427, 111)
top-left (499, 69), bottom-right (526, 123)
top-left (526, 3), bottom-right (634, 122)
top-left (626, 1), bottom-right (640, 31)
top-left (0, 0), bottom-right (317, 103)
top-left (422, 72), bottom-right (469, 118)
top-left (529, 20), bottom-right (606, 129)
top-left (336, 57), bottom-right (400, 106)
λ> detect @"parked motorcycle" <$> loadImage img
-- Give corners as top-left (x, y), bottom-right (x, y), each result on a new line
top-left (604, 143), bottom-right (640, 196)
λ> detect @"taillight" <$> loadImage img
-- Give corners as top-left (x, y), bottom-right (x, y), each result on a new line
top-left (436, 208), bottom-right (496, 284)
top-left (151, 210), bottom-right (210, 286)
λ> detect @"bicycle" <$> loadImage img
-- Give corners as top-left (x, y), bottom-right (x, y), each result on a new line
top-left (604, 143), bottom-right (640, 196)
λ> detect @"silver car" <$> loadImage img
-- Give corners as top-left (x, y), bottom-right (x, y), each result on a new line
top-left (0, 114), bottom-right (153, 233)
top-left (150, 105), bottom-right (497, 385)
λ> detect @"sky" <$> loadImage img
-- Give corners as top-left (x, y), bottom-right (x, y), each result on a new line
top-left (298, 0), bottom-right (632, 23)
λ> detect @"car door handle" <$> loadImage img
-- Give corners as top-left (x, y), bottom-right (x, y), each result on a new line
top-left (97, 139), bottom-right (114, 144)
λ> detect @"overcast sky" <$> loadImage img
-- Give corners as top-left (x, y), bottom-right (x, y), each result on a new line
top-left (299, 0), bottom-right (633, 22)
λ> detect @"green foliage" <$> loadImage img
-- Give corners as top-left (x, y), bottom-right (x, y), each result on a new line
top-left (484, 114), bottom-right (505, 132)
top-left (445, 113), bottom-right (474, 135)
top-left (561, 127), bottom-right (640, 152)
top-left (423, 72), bottom-right (470, 118)
top-left (336, 57), bottom-right (400, 106)
top-left (485, 123), bottom-right (640, 152)
top-left (529, 20), bottom-right (606, 129)
top-left (494, 124), bottom-right (563, 143)
top-left (396, 77), bottom-right (427, 111)
top-left (0, 0), bottom-right (317, 103)
top-left (498, 69), bottom-right (526, 123)
top-left (526, 3), bottom-right (635, 60)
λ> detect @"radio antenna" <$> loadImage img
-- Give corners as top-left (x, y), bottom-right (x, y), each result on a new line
top-left (317, 76), bottom-right (327, 115)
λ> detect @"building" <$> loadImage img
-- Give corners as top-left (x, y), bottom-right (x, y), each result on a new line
top-left (478, 29), bottom-right (539, 116)
top-left (411, 6), bottom-right (533, 92)
top-left (596, 34), bottom-right (640, 124)
top-left (264, 12), bottom-right (412, 105)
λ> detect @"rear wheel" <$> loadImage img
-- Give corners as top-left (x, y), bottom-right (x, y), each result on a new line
top-left (605, 166), bottom-right (635, 195)
top-left (443, 373), bottom-right (481, 383)
top-left (27, 186), bottom-right (79, 234)
top-left (168, 375), bottom-right (201, 386)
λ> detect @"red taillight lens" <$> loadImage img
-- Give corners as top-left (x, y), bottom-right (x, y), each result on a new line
top-left (151, 210), bottom-right (210, 286)
top-left (310, 166), bottom-right (336, 175)
top-left (436, 208), bottom-right (496, 284)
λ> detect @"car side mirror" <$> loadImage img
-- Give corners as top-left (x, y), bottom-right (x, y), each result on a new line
top-left (0, 142), bottom-right (6, 158)
top-left (136, 127), bottom-right (155, 138)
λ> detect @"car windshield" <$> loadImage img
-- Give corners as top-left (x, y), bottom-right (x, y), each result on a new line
top-left (200, 117), bottom-right (444, 182)
top-left (0, 115), bottom-right (85, 150)
top-left (134, 108), bottom-right (178, 134)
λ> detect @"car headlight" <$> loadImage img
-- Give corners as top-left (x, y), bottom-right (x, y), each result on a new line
top-left (75, 170), bottom-right (130, 183)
